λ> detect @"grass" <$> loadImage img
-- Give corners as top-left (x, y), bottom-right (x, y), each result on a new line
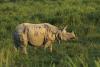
top-left (0, 0), bottom-right (100, 67)
top-left (0, 40), bottom-right (100, 67)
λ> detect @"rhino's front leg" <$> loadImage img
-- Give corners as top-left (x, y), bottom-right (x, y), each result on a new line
top-left (44, 41), bottom-right (52, 52)
top-left (50, 44), bottom-right (52, 52)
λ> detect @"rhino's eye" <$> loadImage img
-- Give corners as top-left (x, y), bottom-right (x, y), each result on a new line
top-left (63, 34), bottom-right (67, 37)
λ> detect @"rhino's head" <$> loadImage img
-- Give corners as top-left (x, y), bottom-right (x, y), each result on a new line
top-left (58, 26), bottom-right (77, 41)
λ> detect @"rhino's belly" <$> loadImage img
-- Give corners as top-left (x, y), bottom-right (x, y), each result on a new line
top-left (27, 29), bottom-right (45, 47)
top-left (28, 36), bottom-right (44, 46)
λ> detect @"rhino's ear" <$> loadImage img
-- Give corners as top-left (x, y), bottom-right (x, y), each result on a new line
top-left (63, 25), bottom-right (68, 30)
top-left (62, 29), bottom-right (67, 33)
top-left (72, 31), bottom-right (76, 37)
top-left (72, 31), bottom-right (74, 34)
top-left (62, 25), bottom-right (67, 33)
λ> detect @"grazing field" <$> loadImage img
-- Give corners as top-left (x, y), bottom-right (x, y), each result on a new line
top-left (0, 0), bottom-right (100, 67)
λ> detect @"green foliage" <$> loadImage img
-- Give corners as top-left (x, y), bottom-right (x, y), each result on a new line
top-left (0, 0), bottom-right (100, 67)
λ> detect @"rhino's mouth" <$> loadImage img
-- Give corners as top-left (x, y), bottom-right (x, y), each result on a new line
top-left (70, 37), bottom-right (76, 40)
top-left (71, 38), bottom-right (75, 39)
top-left (70, 37), bottom-right (78, 40)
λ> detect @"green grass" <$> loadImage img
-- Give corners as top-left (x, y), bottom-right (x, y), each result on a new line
top-left (0, 41), bottom-right (100, 67)
top-left (0, 0), bottom-right (100, 67)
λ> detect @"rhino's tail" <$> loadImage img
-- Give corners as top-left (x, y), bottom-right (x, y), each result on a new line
top-left (13, 31), bottom-right (21, 50)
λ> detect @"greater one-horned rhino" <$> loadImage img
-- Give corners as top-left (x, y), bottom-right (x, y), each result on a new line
top-left (13, 23), bottom-right (76, 54)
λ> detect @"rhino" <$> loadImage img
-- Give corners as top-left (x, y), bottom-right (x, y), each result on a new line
top-left (13, 23), bottom-right (76, 54)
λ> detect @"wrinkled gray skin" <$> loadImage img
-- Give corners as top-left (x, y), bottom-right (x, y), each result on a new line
top-left (13, 23), bottom-right (76, 54)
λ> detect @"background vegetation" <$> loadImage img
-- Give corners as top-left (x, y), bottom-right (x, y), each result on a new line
top-left (0, 0), bottom-right (100, 67)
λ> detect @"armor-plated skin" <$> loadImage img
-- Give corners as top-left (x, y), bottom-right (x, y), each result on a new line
top-left (13, 23), bottom-right (76, 54)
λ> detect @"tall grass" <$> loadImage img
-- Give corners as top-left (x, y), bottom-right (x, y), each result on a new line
top-left (0, 42), bottom-right (99, 67)
top-left (0, 0), bottom-right (100, 67)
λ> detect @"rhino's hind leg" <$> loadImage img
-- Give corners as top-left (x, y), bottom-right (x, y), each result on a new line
top-left (19, 41), bottom-right (28, 54)
top-left (20, 45), bottom-right (27, 54)
top-left (19, 33), bottom-right (28, 54)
